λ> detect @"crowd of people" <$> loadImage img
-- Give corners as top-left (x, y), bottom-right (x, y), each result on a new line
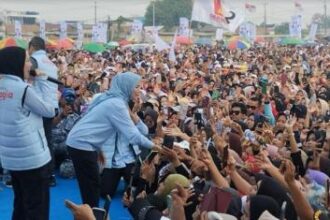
top-left (0, 36), bottom-right (330, 220)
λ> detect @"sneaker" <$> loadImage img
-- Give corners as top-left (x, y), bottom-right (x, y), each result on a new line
top-left (49, 175), bottom-right (56, 187)
top-left (4, 179), bottom-right (12, 188)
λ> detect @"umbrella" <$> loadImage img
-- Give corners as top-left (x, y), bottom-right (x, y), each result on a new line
top-left (176, 36), bottom-right (193, 45)
top-left (83, 42), bottom-right (106, 53)
top-left (119, 39), bottom-right (131, 46)
top-left (227, 36), bottom-right (250, 50)
top-left (46, 39), bottom-right (57, 49)
top-left (107, 41), bottom-right (119, 48)
top-left (194, 37), bottom-right (212, 46)
top-left (56, 38), bottom-right (74, 50)
top-left (255, 36), bottom-right (265, 44)
top-left (0, 37), bottom-right (28, 49)
top-left (279, 37), bottom-right (304, 46)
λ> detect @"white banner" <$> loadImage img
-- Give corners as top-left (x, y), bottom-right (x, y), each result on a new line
top-left (92, 25), bottom-right (98, 42)
top-left (216, 28), bottom-right (223, 41)
top-left (169, 31), bottom-right (177, 63)
top-left (308, 23), bottom-right (318, 41)
top-left (14, 20), bottom-right (22, 38)
top-left (91, 23), bottom-right (106, 43)
top-left (40, 20), bottom-right (46, 39)
top-left (76, 22), bottom-right (84, 48)
top-left (179, 17), bottom-right (190, 37)
top-left (60, 21), bottom-right (67, 39)
top-left (239, 22), bottom-right (256, 42)
top-left (131, 19), bottom-right (143, 34)
top-left (290, 15), bottom-right (302, 38)
top-left (191, 0), bottom-right (244, 32)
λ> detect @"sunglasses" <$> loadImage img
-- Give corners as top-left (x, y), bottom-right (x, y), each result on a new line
top-left (230, 110), bottom-right (241, 115)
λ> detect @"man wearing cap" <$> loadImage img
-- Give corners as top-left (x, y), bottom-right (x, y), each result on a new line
top-left (29, 36), bottom-right (59, 186)
top-left (52, 88), bottom-right (80, 173)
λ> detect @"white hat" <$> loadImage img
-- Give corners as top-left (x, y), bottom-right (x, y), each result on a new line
top-left (207, 212), bottom-right (237, 220)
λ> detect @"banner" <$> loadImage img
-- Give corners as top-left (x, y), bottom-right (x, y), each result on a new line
top-left (92, 25), bottom-right (98, 42)
top-left (191, 0), bottom-right (244, 32)
top-left (60, 21), bottom-right (67, 39)
top-left (245, 3), bottom-right (256, 13)
top-left (289, 15), bottom-right (302, 38)
top-left (239, 22), bottom-right (256, 42)
top-left (131, 19), bottom-right (143, 34)
top-left (40, 20), bottom-right (46, 39)
top-left (179, 17), bottom-right (190, 37)
top-left (169, 31), bottom-right (177, 63)
top-left (95, 22), bottom-right (108, 43)
top-left (76, 22), bottom-right (84, 48)
top-left (308, 23), bottom-right (318, 41)
top-left (14, 20), bottom-right (22, 38)
top-left (215, 28), bottom-right (223, 41)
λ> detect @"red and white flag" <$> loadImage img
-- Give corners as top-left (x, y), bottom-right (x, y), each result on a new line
top-left (191, 0), bottom-right (244, 32)
top-left (294, 0), bottom-right (303, 11)
top-left (245, 3), bottom-right (256, 13)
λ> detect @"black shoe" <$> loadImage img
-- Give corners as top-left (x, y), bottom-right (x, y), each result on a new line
top-left (4, 179), bottom-right (12, 188)
top-left (49, 175), bottom-right (56, 187)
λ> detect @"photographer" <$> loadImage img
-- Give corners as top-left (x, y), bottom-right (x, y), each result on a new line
top-left (29, 36), bottom-right (59, 186)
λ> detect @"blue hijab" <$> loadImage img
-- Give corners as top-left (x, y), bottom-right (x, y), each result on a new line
top-left (88, 72), bottom-right (141, 112)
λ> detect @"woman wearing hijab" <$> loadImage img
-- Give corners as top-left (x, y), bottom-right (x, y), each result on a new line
top-left (66, 72), bottom-right (158, 208)
top-left (0, 47), bottom-right (55, 220)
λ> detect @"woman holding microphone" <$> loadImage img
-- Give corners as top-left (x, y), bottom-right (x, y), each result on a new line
top-left (66, 71), bottom-right (159, 208)
top-left (0, 46), bottom-right (55, 220)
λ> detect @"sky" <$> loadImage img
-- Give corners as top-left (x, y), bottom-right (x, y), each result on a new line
top-left (0, 0), bottom-right (327, 28)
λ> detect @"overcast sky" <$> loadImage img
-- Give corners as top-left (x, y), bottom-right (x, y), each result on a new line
top-left (0, 0), bottom-right (327, 27)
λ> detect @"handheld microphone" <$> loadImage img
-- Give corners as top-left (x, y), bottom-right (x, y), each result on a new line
top-left (30, 69), bottom-right (63, 85)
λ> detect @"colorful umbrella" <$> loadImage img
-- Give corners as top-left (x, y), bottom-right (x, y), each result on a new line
top-left (107, 41), bottom-right (119, 48)
top-left (83, 42), bottom-right (106, 53)
top-left (56, 38), bottom-right (74, 50)
top-left (0, 37), bottom-right (28, 49)
top-left (176, 36), bottom-right (193, 45)
top-left (255, 36), bottom-right (265, 44)
top-left (227, 36), bottom-right (250, 50)
top-left (119, 39), bottom-right (131, 46)
top-left (279, 37), bottom-right (304, 46)
top-left (46, 39), bottom-right (57, 49)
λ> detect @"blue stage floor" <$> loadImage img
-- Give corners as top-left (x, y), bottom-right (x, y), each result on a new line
top-left (0, 176), bottom-right (131, 220)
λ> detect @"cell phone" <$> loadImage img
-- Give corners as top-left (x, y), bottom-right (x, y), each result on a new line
top-left (222, 145), bottom-right (229, 168)
top-left (92, 207), bottom-right (107, 220)
top-left (163, 135), bottom-right (174, 149)
top-left (146, 151), bottom-right (158, 163)
top-left (280, 201), bottom-right (287, 220)
top-left (125, 164), bottom-right (136, 200)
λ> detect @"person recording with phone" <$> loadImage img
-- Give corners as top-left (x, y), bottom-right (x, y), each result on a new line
top-left (0, 47), bottom-right (55, 220)
top-left (28, 36), bottom-right (59, 186)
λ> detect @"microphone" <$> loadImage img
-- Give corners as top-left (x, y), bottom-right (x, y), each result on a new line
top-left (30, 70), bottom-right (63, 85)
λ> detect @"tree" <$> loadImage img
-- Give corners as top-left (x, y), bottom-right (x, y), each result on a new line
top-left (144, 0), bottom-right (192, 30)
top-left (274, 22), bottom-right (290, 35)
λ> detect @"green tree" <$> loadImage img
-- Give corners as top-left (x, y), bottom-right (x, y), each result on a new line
top-left (144, 0), bottom-right (192, 30)
top-left (274, 22), bottom-right (290, 35)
